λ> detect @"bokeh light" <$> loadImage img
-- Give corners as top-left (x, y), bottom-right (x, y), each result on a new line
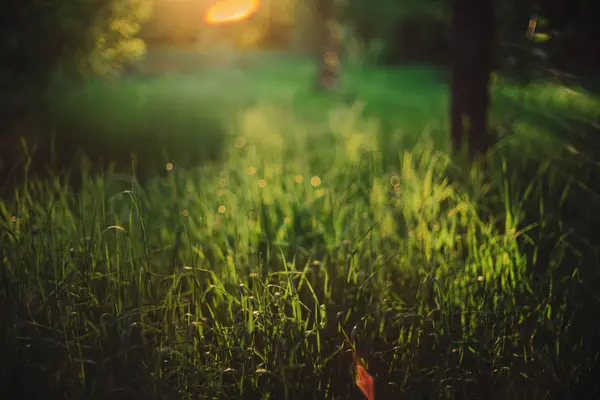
top-left (204, 0), bottom-right (261, 25)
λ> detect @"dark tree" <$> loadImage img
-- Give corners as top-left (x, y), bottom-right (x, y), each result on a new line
top-left (450, 0), bottom-right (494, 155)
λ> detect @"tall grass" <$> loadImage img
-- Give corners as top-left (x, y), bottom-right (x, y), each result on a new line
top-left (2, 97), bottom-right (600, 399)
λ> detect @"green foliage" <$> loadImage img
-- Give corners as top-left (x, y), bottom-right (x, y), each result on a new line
top-left (337, 23), bottom-right (386, 69)
top-left (532, 32), bottom-right (551, 42)
top-left (0, 0), bottom-right (152, 123)
top-left (83, 0), bottom-right (153, 77)
top-left (342, 0), bottom-right (451, 64)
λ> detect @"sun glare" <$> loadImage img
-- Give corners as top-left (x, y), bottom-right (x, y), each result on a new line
top-left (204, 0), bottom-right (261, 25)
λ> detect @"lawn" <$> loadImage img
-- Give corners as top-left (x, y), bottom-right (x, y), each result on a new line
top-left (3, 48), bottom-right (600, 398)
top-left (46, 48), bottom-right (599, 169)
top-left (46, 49), bottom-right (449, 168)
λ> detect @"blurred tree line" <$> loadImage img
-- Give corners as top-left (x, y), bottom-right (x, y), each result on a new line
top-left (0, 0), bottom-right (152, 129)
top-left (141, 0), bottom-right (599, 69)
top-left (142, 0), bottom-right (452, 64)
top-left (1, 0), bottom-right (599, 161)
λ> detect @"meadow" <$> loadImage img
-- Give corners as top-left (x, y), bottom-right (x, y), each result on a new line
top-left (2, 48), bottom-right (600, 399)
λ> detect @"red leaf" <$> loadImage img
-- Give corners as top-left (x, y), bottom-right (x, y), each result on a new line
top-left (355, 359), bottom-right (375, 400)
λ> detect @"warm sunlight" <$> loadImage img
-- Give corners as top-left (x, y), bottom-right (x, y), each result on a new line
top-left (204, 0), bottom-right (261, 24)
top-left (7, 0), bottom-right (600, 398)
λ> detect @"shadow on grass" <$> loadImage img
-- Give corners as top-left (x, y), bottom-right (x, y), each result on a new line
top-left (0, 86), bottom-right (231, 200)
top-left (0, 118), bottom-right (228, 199)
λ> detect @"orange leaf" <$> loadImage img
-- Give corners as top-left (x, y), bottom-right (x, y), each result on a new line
top-left (356, 359), bottom-right (375, 400)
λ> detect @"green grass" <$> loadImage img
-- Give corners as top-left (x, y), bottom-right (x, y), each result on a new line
top-left (2, 51), bottom-right (600, 398)
top-left (45, 49), bottom-right (597, 169)
top-left (45, 51), bottom-right (449, 169)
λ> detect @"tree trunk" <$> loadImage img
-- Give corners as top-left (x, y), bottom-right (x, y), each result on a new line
top-left (450, 0), bottom-right (493, 155)
top-left (315, 0), bottom-right (341, 91)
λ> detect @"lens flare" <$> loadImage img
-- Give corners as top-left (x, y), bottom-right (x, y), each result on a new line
top-left (204, 0), bottom-right (261, 24)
